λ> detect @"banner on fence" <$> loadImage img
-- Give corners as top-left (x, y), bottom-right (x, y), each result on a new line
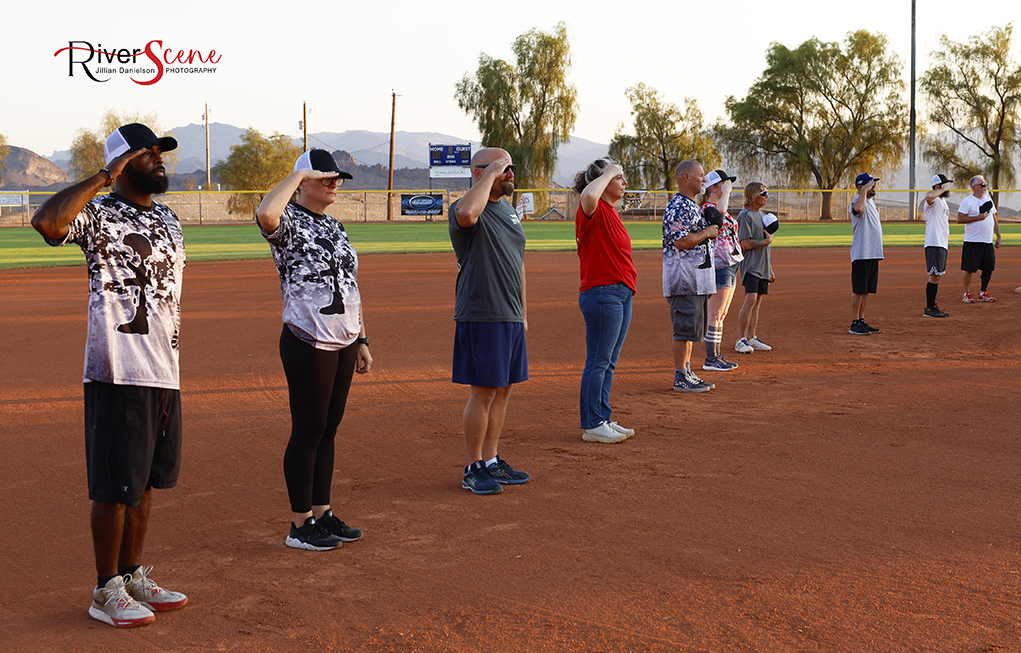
top-left (515, 192), bottom-right (534, 218)
top-left (401, 194), bottom-right (444, 216)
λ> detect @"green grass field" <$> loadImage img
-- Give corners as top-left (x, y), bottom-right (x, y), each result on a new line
top-left (3, 222), bottom-right (1020, 269)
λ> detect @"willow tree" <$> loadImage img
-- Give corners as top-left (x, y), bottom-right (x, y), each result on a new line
top-left (721, 30), bottom-right (907, 219)
top-left (921, 24), bottom-right (1021, 206)
top-left (68, 110), bottom-right (177, 182)
top-left (0, 132), bottom-right (8, 186)
top-left (212, 128), bottom-right (300, 216)
top-left (609, 84), bottom-right (718, 191)
top-left (455, 22), bottom-right (578, 190)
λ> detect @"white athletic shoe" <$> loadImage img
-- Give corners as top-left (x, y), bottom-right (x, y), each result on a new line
top-left (748, 337), bottom-right (772, 351)
top-left (126, 566), bottom-right (188, 612)
top-left (735, 338), bottom-right (754, 354)
top-left (89, 575), bottom-right (155, 628)
top-left (606, 421), bottom-right (635, 438)
top-left (582, 421), bottom-right (627, 444)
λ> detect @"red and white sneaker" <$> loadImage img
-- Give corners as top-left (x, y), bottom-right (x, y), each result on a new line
top-left (89, 575), bottom-right (155, 628)
top-left (978, 291), bottom-right (997, 302)
top-left (126, 565), bottom-right (189, 612)
top-left (962, 292), bottom-right (976, 303)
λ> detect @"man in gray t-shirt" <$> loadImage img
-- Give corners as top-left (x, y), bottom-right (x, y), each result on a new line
top-left (848, 173), bottom-right (884, 336)
top-left (447, 147), bottom-right (530, 495)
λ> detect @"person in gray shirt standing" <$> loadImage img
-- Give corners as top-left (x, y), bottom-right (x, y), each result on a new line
top-left (849, 173), bottom-right (884, 335)
top-left (448, 147), bottom-right (531, 495)
top-left (735, 181), bottom-right (775, 354)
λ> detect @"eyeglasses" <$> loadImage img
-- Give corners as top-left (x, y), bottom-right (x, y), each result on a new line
top-left (475, 163), bottom-right (515, 174)
top-left (760, 191), bottom-right (769, 197)
top-left (975, 183), bottom-right (988, 188)
top-left (320, 176), bottom-right (344, 187)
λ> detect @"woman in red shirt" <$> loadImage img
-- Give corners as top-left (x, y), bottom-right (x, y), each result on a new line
top-left (574, 158), bottom-right (638, 444)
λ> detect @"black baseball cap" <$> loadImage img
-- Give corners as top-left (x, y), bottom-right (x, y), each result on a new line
top-left (293, 149), bottom-right (353, 179)
top-left (104, 123), bottom-right (178, 165)
top-left (705, 169), bottom-right (737, 186)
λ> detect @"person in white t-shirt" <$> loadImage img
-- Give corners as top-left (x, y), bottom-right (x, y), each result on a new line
top-left (922, 174), bottom-right (953, 317)
top-left (957, 175), bottom-right (1001, 303)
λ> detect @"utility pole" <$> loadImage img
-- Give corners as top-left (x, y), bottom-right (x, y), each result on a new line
top-left (204, 103), bottom-right (210, 190)
top-left (909, 0), bottom-right (917, 220)
top-left (303, 102), bottom-right (308, 152)
top-left (387, 91), bottom-right (396, 221)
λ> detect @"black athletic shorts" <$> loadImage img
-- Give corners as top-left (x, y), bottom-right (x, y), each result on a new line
top-left (84, 382), bottom-right (182, 507)
top-left (925, 246), bottom-right (947, 276)
top-left (743, 273), bottom-right (769, 295)
top-left (851, 259), bottom-right (880, 295)
top-left (961, 241), bottom-right (995, 273)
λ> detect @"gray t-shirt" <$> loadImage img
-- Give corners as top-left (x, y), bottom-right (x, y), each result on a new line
top-left (449, 197), bottom-right (526, 322)
top-left (849, 195), bottom-right (884, 261)
top-left (737, 209), bottom-right (772, 281)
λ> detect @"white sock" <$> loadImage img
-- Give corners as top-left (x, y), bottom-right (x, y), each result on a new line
top-left (485, 456), bottom-right (498, 467)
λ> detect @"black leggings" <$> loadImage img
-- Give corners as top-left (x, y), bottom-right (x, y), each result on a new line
top-left (279, 325), bottom-right (358, 513)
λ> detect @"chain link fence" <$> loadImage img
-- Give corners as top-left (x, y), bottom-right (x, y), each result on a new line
top-left (2, 188), bottom-right (1017, 227)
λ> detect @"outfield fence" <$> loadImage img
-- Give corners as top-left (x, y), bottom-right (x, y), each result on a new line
top-left (1, 187), bottom-right (1018, 227)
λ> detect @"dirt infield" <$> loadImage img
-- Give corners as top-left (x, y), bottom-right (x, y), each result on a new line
top-left (1, 246), bottom-right (1019, 652)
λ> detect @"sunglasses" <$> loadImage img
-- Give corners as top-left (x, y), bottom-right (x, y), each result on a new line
top-left (760, 191), bottom-right (769, 197)
top-left (475, 163), bottom-right (515, 174)
top-left (320, 176), bottom-right (344, 187)
top-left (975, 183), bottom-right (988, 188)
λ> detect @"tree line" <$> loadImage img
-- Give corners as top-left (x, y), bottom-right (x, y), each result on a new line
top-left (457, 22), bottom-right (1021, 219)
top-left (43, 23), bottom-right (1021, 220)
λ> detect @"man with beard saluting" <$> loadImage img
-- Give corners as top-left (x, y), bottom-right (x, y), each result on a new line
top-left (32, 123), bottom-right (188, 628)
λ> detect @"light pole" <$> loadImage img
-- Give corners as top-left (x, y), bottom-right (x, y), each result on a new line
top-left (909, 0), bottom-right (917, 220)
top-left (203, 104), bottom-right (210, 190)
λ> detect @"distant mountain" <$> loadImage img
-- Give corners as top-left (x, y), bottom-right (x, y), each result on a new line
top-left (1, 146), bottom-right (69, 190)
top-left (43, 124), bottom-right (609, 187)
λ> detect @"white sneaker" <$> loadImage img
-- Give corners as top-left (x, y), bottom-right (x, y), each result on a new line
top-left (126, 565), bottom-right (188, 612)
top-left (89, 575), bottom-right (155, 628)
top-left (735, 338), bottom-right (754, 354)
top-left (582, 421), bottom-right (627, 443)
top-left (606, 421), bottom-right (635, 438)
top-left (748, 337), bottom-right (772, 351)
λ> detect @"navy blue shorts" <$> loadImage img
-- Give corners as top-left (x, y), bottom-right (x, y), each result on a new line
top-left (453, 322), bottom-right (529, 387)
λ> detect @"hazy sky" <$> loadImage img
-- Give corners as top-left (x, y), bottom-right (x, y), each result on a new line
top-left (4, 0), bottom-right (1020, 157)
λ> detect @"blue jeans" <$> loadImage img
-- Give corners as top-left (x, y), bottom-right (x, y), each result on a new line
top-left (579, 283), bottom-right (633, 429)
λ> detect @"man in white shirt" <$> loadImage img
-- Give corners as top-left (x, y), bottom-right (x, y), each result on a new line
top-left (957, 175), bottom-right (1001, 303)
top-left (922, 174), bottom-right (953, 317)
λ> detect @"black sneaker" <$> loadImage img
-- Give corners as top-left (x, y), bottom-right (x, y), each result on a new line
top-left (923, 306), bottom-right (948, 318)
top-left (486, 456), bottom-right (530, 485)
top-left (861, 320), bottom-right (881, 333)
top-left (849, 319), bottom-right (870, 335)
top-left (462, 461), bottom-right (503, 495)
top-left (285, 516), bottom-right (342, 551)
top-left (318, 509), bottom-right (363, 542)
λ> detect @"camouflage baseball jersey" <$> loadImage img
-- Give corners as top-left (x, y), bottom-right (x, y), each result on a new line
top-left (261, 202), bottom-right (362, 350)
top-left (47, 193), bottom-right (185, 389)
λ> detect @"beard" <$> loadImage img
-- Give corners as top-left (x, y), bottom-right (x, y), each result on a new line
top-left (867, 189), bottom-right (877, 198)
top-left (498, 180), bottom-right (514, 197)
top-left (124, 164), bottom-right (170, 195)
top-left (940, 190), bottom-right (950, 198)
